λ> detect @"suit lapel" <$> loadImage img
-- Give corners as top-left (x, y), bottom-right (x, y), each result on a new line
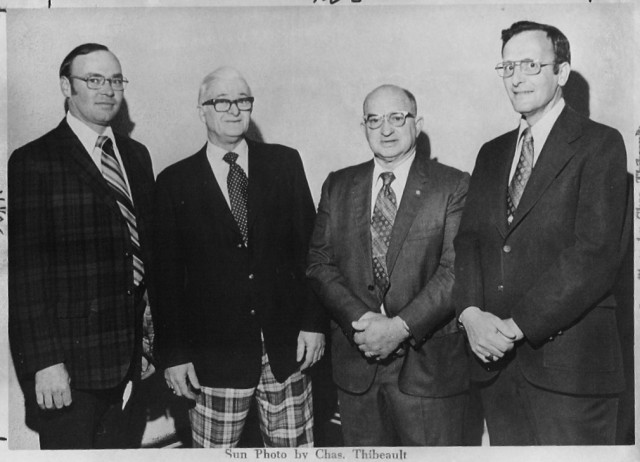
top-left (54, 120), bottom-right (122, 216)
top-left (193, 146), bottom-right (241, 236)
top-left (247, 140), bottom-right (270, 234)
top-left (386, 155), bottom-right (427, 276)
top-left (493, 130), bottom-right (519, 239)
top-left (352, 160), bottom-right (375, 273)
top-left (507, 107), bottom-right (582, 232)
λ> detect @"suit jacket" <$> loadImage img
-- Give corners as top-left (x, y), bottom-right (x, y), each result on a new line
top-left (307, 153), bottom-right (470, 397)
top-left (9, 119), bottom-right (155, 390)
top-left (453, 105), bottom-right (629, 395)
top-left (152, 139), bottom-right (324, 388)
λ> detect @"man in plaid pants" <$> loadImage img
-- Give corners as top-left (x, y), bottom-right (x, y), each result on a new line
top-left (153, 67), bottom-right (326, 447)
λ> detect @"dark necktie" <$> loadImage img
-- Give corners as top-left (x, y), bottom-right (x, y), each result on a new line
top-left (507, 126), bottom-right (534, 225)
top-left (223, 151), bottom-right (249, 245)
top-left (97, 135), bottom-right (144, 285)
top-left (371, 172), bottom-right (397, 295)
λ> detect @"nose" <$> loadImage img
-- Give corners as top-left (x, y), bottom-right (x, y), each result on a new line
top-left (228, 101), bottom-right (241, 116)
top-left (380, 117), bottom-right (394, 135)
top-left (100, 79), bottom-right (115, 96)
top-left (511, 64), bottom-right (526, 85)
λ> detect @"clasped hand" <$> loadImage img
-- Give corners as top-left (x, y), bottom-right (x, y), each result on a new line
top-left (351, 312), bottom-right (410, 360)
top-left (460, 307), bottom-right (524, 363)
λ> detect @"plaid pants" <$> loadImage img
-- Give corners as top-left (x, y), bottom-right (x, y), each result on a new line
top-left (189, 345), bottom-right (314, 448)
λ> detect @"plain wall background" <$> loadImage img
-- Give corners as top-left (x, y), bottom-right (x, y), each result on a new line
top-left (4, 2), bottom-right (638, 457)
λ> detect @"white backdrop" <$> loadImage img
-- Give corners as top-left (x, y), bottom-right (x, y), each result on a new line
top-left (2, 1), bottom-right (639, 460)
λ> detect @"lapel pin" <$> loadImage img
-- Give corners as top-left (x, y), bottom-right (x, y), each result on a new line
top-left (415, 190), bottom-right (421, 196)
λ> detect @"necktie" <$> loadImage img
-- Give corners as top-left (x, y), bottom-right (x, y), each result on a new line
top-left (223, 152), bottom-right (249, 245)
top-left (371, 172), bottom-right (397, 295)
top-left (97, 135), bottom-right (144, 285)
top-left (507, 126), bottom-right (534, 225)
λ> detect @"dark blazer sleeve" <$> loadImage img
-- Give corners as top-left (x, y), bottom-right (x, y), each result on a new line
top-left (398, 172), bottom-right (469, 342)
top-left (9, 147), bottom-right (65, 378)
top-left (452, 146), bottom-right (492, 318)
top-left (152, 166), bottom-right (193, 369)
top-left (511, 127), bottom-right (629, 345)
top-left (306, 172), bottom-right (373, 334)
top-left (287, 152), bottom-right (327, 334)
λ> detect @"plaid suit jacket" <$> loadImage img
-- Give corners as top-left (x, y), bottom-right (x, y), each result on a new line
top-left (9, 119), bottom-right (155, 390)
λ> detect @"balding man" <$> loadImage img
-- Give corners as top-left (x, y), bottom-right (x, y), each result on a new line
top-left (307, 84), bottom-right (470, 445)
top-left (153, 67), bottom-right (325, 447)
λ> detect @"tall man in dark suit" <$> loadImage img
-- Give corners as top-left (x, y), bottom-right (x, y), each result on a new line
top-left (307, 84), bottom-right (470, 446)
top-left (454, 21), bottom-right (630, 445)
top-left (9, 43), bottom-right (155, 449)
top-left (153, 67), bottom-right (325, 447)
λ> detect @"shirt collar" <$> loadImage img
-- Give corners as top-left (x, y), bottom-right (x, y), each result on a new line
top-left (518, 98), bottom-right (565, 144)
top-left (66, 111), bottom-right (114, 155)
top-left (206, 138), bottom-right (249, 170)
top-left (372, 149), bottom-right (415, 184)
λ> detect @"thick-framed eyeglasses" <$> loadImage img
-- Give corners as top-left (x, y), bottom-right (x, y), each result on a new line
top-left (201, 97), bottom-right (255, 113)
top-left (495, 60), bottom-right (555, 78)
top-left (363, 111), bottom-right (415, 130)
top-left (70, 75), bottom-right (128, 90)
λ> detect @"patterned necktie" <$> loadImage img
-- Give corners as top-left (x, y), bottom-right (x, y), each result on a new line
top-left (507, 126), bottom-right (534, 225)
top-left (97, 135), bottom-right (144, 285)
top-left (371, 172), bottom-right (397, 295)
top-left (223, 152), bottom-right (249, 245)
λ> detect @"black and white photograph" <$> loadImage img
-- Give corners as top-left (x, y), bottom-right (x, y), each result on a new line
top-left (0, 1), bottom-right (637, 461)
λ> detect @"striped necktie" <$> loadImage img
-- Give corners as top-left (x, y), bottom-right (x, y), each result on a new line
top-left (97, 135), bottom-right (144, 285)
top-left (371, 172), bottom-right (397, 295)
top-left (507, 126), bottom-right (534, 225)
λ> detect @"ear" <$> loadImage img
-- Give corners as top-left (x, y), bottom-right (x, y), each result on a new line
top-left (360, 120), bottom-right (367, 137)
top-left (414, 115), bottom-right (424, 134)
top-left (557, 61), bottom-right (571, 87)
top-left (60, 76), bottom-right (72, 98)
top-left (198, 106), bottom-right (206, 124)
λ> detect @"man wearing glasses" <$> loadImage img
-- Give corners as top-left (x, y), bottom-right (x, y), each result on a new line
top-left (153, 67), bottom-right (325, 447)
top-left (9, 43), bottom-right (155, 448)
top-left (307, 84), bottom-right (469, 445)
top-left (454, 21), bottom-right (630, 445)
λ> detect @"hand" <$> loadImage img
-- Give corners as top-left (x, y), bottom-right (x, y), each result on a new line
top-left (459, 307), bottom-right (518, 363)
top-left (34, 363), bottom-right (72, 410)
top-left (297, 331), bottom-right (326, 371)
top-left (164, 362), bottom-right (201, 400)
top-left (352, 314), bottom-right (410, 360)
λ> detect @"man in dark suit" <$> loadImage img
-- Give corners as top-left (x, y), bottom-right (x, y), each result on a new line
top-left (454, 21), bottom-right (630, 445)
top-left (153, 67), bottom-right (325, 447)
top-left (307, 84), bottom-right (470, 446)
top-left (9, 43), bottom-right (155, 449)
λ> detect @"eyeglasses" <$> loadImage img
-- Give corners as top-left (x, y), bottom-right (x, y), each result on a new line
top-left (70, 75), bottom-right (128, 90)
top-left (201, 97), bottom-right (255, 112)
top-left (363, 111), bottom-right (415, 130)
top-left (495, 60), bottom-right (555, 78)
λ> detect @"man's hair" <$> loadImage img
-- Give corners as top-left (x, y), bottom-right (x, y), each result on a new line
top-left (501, 21), bottom-right (571, 73)
top-left (363, 84), bottom-right (418, 115)
top-left (59, 43), bottom-right (110, 112)
top-left (59, 43), bottom-right (110, 79)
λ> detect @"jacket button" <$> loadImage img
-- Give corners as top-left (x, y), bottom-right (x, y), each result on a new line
top-left (557, 330), bottom-right (563, 336)
top-left (497, 284), bottom-right (504, 292)
top-left (250, 309), bottom-right (256, 316)
top-left (127, 289), bottom-right (133, 296)
top-left (248, 274), bottom-right (254, 280)
top-left (367, 285), bottom-right (375, 291)
top-left (124, 252), bottom-right (131, 258)
top-left (503, 245), bottom-right (511, 253)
